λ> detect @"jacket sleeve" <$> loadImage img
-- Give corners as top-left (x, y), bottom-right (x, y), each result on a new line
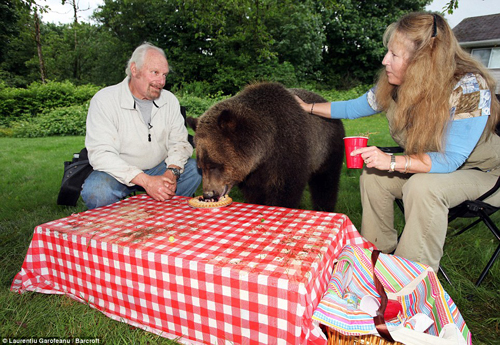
top-left (162, 97), bottom-right (194, 172)
top-left (85, 94), bottom-right (144, 186)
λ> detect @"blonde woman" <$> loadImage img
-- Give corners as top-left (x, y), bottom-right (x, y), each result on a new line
top-left (296, 12), bottom-right (500, 272)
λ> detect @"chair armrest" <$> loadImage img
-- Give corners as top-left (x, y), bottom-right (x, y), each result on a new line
top-left (377, 146), bottom-right (404, 154)
top-left (478, 175), bottom-right (500, 201)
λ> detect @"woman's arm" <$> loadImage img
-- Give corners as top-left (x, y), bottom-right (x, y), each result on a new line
top-left (352, 117), bottom-right (487, 173)
top-left (352, 146), bottom-right (433, 173)
top-left (353, 74), bottom-right (491, 174)
top-left (428, 116), bottom-right (488, 173)
top-left (295, 90), bottom-right (379, 119)
top-left (295, 98), bottom-right (332, 118)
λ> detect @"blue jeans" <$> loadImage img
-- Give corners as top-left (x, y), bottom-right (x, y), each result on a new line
top-left (81, 158), bottom-right (201, 209)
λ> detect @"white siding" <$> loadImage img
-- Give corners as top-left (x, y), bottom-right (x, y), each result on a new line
top-left (491, 69), bottom-right (500, 94)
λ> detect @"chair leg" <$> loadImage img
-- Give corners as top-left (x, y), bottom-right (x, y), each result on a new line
top-left (476, 243), bottom-right (500, 287)
top-left (438, 265), bottom-right (452, 286)
top-left (450, 218), bottom-right (481, 237)
top-left (474, 211), bottom-right (500, 286)
top-left (480, 211), bottom-right (500, 241)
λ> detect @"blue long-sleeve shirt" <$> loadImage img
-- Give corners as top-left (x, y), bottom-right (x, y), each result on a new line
top-left (329, 74), bottom-right (492, 173)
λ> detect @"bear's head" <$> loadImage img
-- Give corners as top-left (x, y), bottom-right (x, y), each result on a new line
top-left (188, 101), bottom-right (274, 201)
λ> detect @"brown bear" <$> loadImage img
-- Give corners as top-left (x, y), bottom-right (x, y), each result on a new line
top-left (187, 82), bottom-right (345, 212)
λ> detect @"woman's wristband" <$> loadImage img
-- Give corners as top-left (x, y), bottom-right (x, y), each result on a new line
top-left (403, 155), bottom-right (411, 173)
top-left (310, 103), bottom-right (315, 114)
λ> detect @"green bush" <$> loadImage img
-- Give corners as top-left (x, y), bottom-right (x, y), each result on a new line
top-left (0, 83), bottom-right (370, 138)
top-left (0, 81), bottom-right (99, 126)
top-left (9, 104), bottom-right (88, 138)
top-left (321, 84), bottom-right (371, 101)
top-left (178, 93), bottom-right (228, 118)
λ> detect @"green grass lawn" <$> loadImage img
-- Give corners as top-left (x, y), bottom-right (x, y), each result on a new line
top-left (0, 125), bottom-right (499, 343)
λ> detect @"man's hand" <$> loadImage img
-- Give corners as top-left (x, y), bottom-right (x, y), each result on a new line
top-left (132, 172), bottom-right (176, 201)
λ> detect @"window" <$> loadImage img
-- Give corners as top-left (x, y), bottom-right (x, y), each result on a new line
top-left (471, 47), bottom-right (500, 68)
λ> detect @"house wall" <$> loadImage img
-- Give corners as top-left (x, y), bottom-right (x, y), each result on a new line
top-left (460, 47), bottom-right (500, 94)
top-left (491, 69), bottom-right (500, 94)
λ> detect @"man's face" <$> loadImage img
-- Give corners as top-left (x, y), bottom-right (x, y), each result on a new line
top-left (129, 49), bottom-right (169, 100)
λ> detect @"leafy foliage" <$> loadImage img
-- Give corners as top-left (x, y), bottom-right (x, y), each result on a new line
top-left (318, 0), bottom-right (430, 88)
top-left (8, 104), bottom-right (88, 137)
top-left (0, 0), bottom-right (37, 87)
top-left (0, 0), bottom-right (21, 64)
top-left (178, 93), bottom-right (227, 118)
top-left (0, 0), bottom-right (434, 93)
top-left (0, 81), bottom-right (99, 126)
top-left (443, 0), bottom-right (459, 14)
top-left (0, 81), bottom-right (369, 138)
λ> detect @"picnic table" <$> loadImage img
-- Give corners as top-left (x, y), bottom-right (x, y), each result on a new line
top-left (11, 194), bottom-right (372, 344)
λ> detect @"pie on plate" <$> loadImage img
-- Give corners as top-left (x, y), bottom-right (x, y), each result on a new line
top-left (188, 195), bottom-right (233, 208)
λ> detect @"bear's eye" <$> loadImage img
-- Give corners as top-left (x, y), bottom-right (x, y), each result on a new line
top-left (205, 162), bottom-right (223, 172)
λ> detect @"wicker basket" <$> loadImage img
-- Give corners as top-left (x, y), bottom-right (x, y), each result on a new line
top-left (326, 327), bottom-right (404, 345)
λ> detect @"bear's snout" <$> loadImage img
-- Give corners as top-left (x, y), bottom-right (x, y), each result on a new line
top-left (203, 190), bottom-right (219, 200)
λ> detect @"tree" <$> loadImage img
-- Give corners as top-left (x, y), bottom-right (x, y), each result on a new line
top-left (2, 0), bottom-right (437, 91)
top-left (61, 0), bottom-right (87, 79)
top-left (444, 0), bottom-right (459, 14)
top-left (317, 0), bottom-right (430, 88)
top-left (0, 0), bottom-right (39, 86)
top-left (0, 0), bottom-right (20, 65)
top-left (91, 0), bottom-right (433, 93)
top-left (33, 9), bottom-right (47, 83)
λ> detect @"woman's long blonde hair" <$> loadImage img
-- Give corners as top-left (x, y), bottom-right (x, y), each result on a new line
top-left (375, 12), bottom-right (499, 155)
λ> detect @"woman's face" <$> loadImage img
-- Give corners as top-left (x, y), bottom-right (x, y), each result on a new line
top-left (382, 35), bottom-right (412, 86)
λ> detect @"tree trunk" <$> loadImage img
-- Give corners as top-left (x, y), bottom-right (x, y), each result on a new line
top-left (34, 11), bottom-right (46, 84)
top-left (71, 0), bottom-right (79, 80)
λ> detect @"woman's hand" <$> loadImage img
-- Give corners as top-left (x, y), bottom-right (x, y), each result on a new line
top-left (352, 146), bottom-right (432, 173)
top-left (351, 146), bottom-right (392, 170)
top-left (293, 95), bottom-right (332, 119)
top-left (294, 95), bottom-right (309, 112)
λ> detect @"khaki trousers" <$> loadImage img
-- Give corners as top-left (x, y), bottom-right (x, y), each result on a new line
top-left (359, 168), bottom-right (500, 271)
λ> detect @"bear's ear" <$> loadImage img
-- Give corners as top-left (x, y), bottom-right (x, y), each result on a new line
top-left (216, 109), bottom-right (239, 133)
top-left (186, 117), bottom-right (198, 132)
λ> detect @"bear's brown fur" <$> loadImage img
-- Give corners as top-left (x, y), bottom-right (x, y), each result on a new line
top-left (187, 82), bottom-right (345, 211)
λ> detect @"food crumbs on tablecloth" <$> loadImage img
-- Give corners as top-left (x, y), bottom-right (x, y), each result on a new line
top-left (169, 236), bottom-right (175, 242)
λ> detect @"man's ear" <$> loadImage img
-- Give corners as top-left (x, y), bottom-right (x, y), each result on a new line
top-left (130, 62), bottom-right (137, 77)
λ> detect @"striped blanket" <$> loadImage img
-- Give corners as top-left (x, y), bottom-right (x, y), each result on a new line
top-left (312, 245), bottom-right (471, 344)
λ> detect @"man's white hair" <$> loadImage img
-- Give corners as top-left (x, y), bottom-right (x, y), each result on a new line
top-left (125, 42), bottom-right (166, 77)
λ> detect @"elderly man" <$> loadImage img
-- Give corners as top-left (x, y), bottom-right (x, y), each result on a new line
top-left (81, 42), bottom-right (201, 209)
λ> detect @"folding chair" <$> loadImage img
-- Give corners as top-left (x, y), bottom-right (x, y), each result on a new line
top-left (446, 175), bottom-right (500, 286)
top-left (377, 146), bottom-right (500, 287)
top-left (180, 105), bottom-right (195, 148)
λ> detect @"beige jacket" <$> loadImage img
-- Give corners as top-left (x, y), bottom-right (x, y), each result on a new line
top-left (85, 78), bottom-right (193, 186)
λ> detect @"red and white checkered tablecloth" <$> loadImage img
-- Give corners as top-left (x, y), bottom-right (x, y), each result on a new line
top-left (12, 194), bottom-right (372, 344)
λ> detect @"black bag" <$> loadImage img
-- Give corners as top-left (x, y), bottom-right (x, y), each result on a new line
top-left (57, 148), bottom-right (94, 206)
